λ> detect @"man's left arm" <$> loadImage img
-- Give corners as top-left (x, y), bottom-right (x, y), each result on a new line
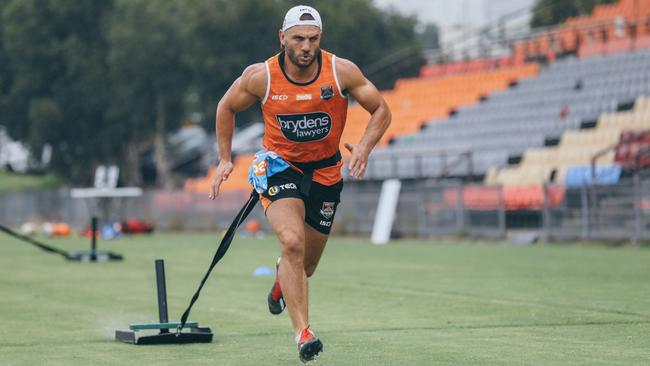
top-left (337, 57), bottom-right (391, 179)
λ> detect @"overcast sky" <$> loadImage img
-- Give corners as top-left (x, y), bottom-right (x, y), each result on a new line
top-left (374, 0), bottom-right (537, 29)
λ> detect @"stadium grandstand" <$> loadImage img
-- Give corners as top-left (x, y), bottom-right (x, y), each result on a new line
top-left (185, 0), bottom-right (650, 242)
top-left (5, 3), bottom-right (650, 365)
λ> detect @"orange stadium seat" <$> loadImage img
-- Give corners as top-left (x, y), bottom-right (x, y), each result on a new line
top-left (502, 185), bottom-right (565, 211)
top-left (184, 154), bottom-right (254, 193)
top-left (419, 57), bottom-right (518, 78)
top-left (442, 185), bottom-right (565, 211)
top-left (514, 0), bottom-right (650, 61)
top-left (443, 185), bottom-right (501, 211)
top-left (341, 63), bottom-right (539, 152)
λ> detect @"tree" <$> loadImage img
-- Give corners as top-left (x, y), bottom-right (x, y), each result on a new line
top-left (183, 0), bottom-right (286, 129)
top-left (417, 23), bottom-right (440, 51)
top-left (531, 0), bottom-right (617, 28)
top-left (0, 0), bottom-right (12, 127)
top-left (281, 0), bottom-right (424, 90)
top-left (186, 0), bottom-right (425, 129)
top-left (1, 0), bottom-right (113, 181)
top-left (1, 0), bottom-right (425, 185)
top-left (106, 0), bottom-right (191, 187)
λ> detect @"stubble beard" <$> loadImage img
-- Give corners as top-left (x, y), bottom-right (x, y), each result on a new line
top-left (286, 46), bottom-right (319, 69)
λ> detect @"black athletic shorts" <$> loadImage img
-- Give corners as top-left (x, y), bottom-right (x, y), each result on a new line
top-left (259, 168), bottom-right (343, 235)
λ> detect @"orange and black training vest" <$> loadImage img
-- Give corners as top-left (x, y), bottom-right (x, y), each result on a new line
top-left (261, 49), bottom-right (348, 186)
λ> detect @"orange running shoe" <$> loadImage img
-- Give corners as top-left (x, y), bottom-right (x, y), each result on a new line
top-left (296, 326), bottom-right (323, 363)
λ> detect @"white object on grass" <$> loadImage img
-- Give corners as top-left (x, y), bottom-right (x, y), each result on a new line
top-left (371, 179), bottom-right (401, 245)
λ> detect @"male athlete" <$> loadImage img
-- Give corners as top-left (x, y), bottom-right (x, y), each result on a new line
top-left (209, 5), bottom-right (391, 363)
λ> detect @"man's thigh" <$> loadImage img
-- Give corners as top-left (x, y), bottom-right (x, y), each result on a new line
top-left (259, 168), bottom-right (343, 239)
top-left (303, 223), bottom-right (329, 275)
top-left (266, 197), bottom-right (306, 239)
top-left (303, 179), bottom-right (343, 235)
top-left (259, 168), bottom-right (303, 213)
top-left (301, 179), bottom-right (342, 273)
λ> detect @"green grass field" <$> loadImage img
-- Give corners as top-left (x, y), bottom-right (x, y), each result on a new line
top-left (0, 170), bottom-right (61, 193)
top-left (1, 233), bottom-right (649, 365)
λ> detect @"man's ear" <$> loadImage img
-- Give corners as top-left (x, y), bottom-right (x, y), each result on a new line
top-left (278, 29), bottom-right (285, 49)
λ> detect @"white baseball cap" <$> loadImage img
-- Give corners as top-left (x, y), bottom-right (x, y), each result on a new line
top-left (282, 5), bottom-right (322, 32)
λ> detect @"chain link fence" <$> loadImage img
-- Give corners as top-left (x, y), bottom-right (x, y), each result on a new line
top-left (338, 176), bottom-right (650, 242)
top-left (0, 189), bottom-right (264, 232)
top-left (1, 177), bottom-right (649, 242)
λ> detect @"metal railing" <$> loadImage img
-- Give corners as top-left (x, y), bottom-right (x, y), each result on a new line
top-left (2, 175), bottom-right (650, 243)
top-left (337, 175), bottom-right (650, 243)
top-left (357, 148), bottom-right (474, 181)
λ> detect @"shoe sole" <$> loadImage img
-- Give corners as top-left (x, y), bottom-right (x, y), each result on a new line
top-left (299, 338), bottom-right (323, 363)
top-left (267, 290), bottom-right (285, 315)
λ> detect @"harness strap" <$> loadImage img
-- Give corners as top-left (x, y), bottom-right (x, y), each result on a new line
top-left (178, 190), bottom-right (259, 331)
top-left (290, 150), bottom-right (342, 196)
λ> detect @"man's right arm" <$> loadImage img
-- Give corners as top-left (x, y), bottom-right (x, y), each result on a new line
top-left (209, 63), bottom-right (266, 199)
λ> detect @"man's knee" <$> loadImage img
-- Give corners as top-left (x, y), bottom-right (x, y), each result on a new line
top-left (278, 229), bottom-right (305, 260)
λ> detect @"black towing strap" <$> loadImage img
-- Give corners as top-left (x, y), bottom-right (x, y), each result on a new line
top-left (178, 190), bottom-right (259, 331)
top-left (0, 224), bottom-right (72, 259)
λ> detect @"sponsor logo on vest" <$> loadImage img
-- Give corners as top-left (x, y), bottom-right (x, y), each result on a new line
top-left (268, 183), bottom-right (298, 197)
top-left (321, 85), bottom-right (334, 100)
top-left (320, 202), bottom-right (335, 219)
top-left (271, 94), bottom-right (289, 101)
top-left (296, 94), bottom-right (312, 101)
top-left (276, 112), bottom-right (332, 142)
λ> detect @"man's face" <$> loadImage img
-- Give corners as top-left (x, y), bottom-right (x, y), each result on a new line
top-left (280, 25), bottom-right (321, 69)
